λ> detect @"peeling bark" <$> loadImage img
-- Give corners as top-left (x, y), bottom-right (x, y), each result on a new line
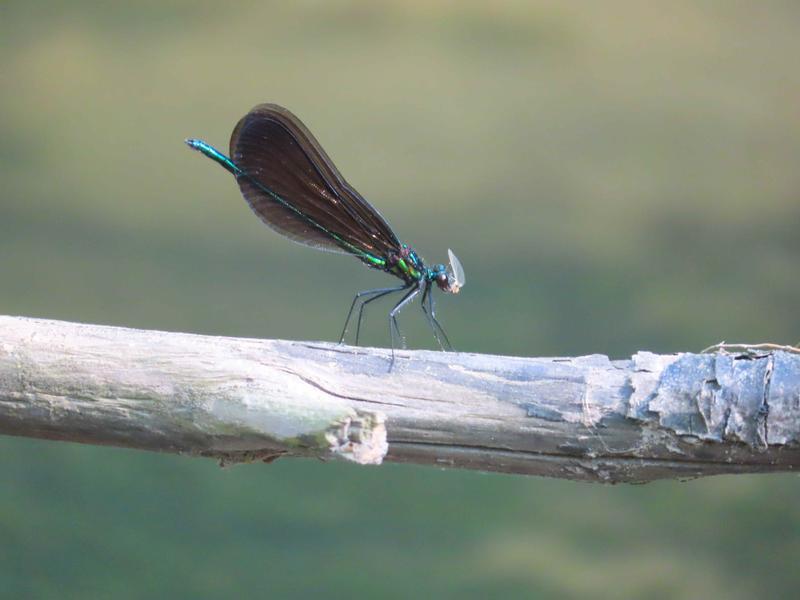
top-left (1, 315), bottom-right (798, 483)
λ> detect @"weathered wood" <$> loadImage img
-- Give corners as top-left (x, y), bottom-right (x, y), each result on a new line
top-left (1, 315), bottom-right (798, 483)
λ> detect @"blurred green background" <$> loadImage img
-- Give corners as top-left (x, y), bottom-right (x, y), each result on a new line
top-left (1, 1), bottom-right (799, 598)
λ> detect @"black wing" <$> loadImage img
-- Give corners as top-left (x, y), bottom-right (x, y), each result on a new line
top-left (229, 104), bottom-right (401, 258)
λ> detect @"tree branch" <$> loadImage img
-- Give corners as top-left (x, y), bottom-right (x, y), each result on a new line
top-left (1, 315), bottom-right (798, 483)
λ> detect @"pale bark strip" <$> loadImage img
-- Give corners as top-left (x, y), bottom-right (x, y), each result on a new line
top-left (1, 315), bottom-right (798, 483)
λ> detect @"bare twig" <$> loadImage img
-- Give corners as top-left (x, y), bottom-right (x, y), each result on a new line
top-left (1, 315), bottom-right (799, 483)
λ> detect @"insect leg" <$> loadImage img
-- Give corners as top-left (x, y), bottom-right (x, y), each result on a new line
top-left (419, 284), bottom-right (447, 351)
top-left (426, 286), bottom-right (453, 351)
top-left (388, 283), bottom-right (422, 370)
top-left (355, 285), bottom-right (409, 346)
top-left (339, 285), bottom-right (406, 345)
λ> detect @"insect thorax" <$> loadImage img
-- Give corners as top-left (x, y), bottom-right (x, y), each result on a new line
top-left (384, 244), bottom-right (425, 283)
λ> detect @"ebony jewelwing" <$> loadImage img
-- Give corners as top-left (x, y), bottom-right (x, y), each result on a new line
top-left (186, 104), bottom-right (465, 367)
